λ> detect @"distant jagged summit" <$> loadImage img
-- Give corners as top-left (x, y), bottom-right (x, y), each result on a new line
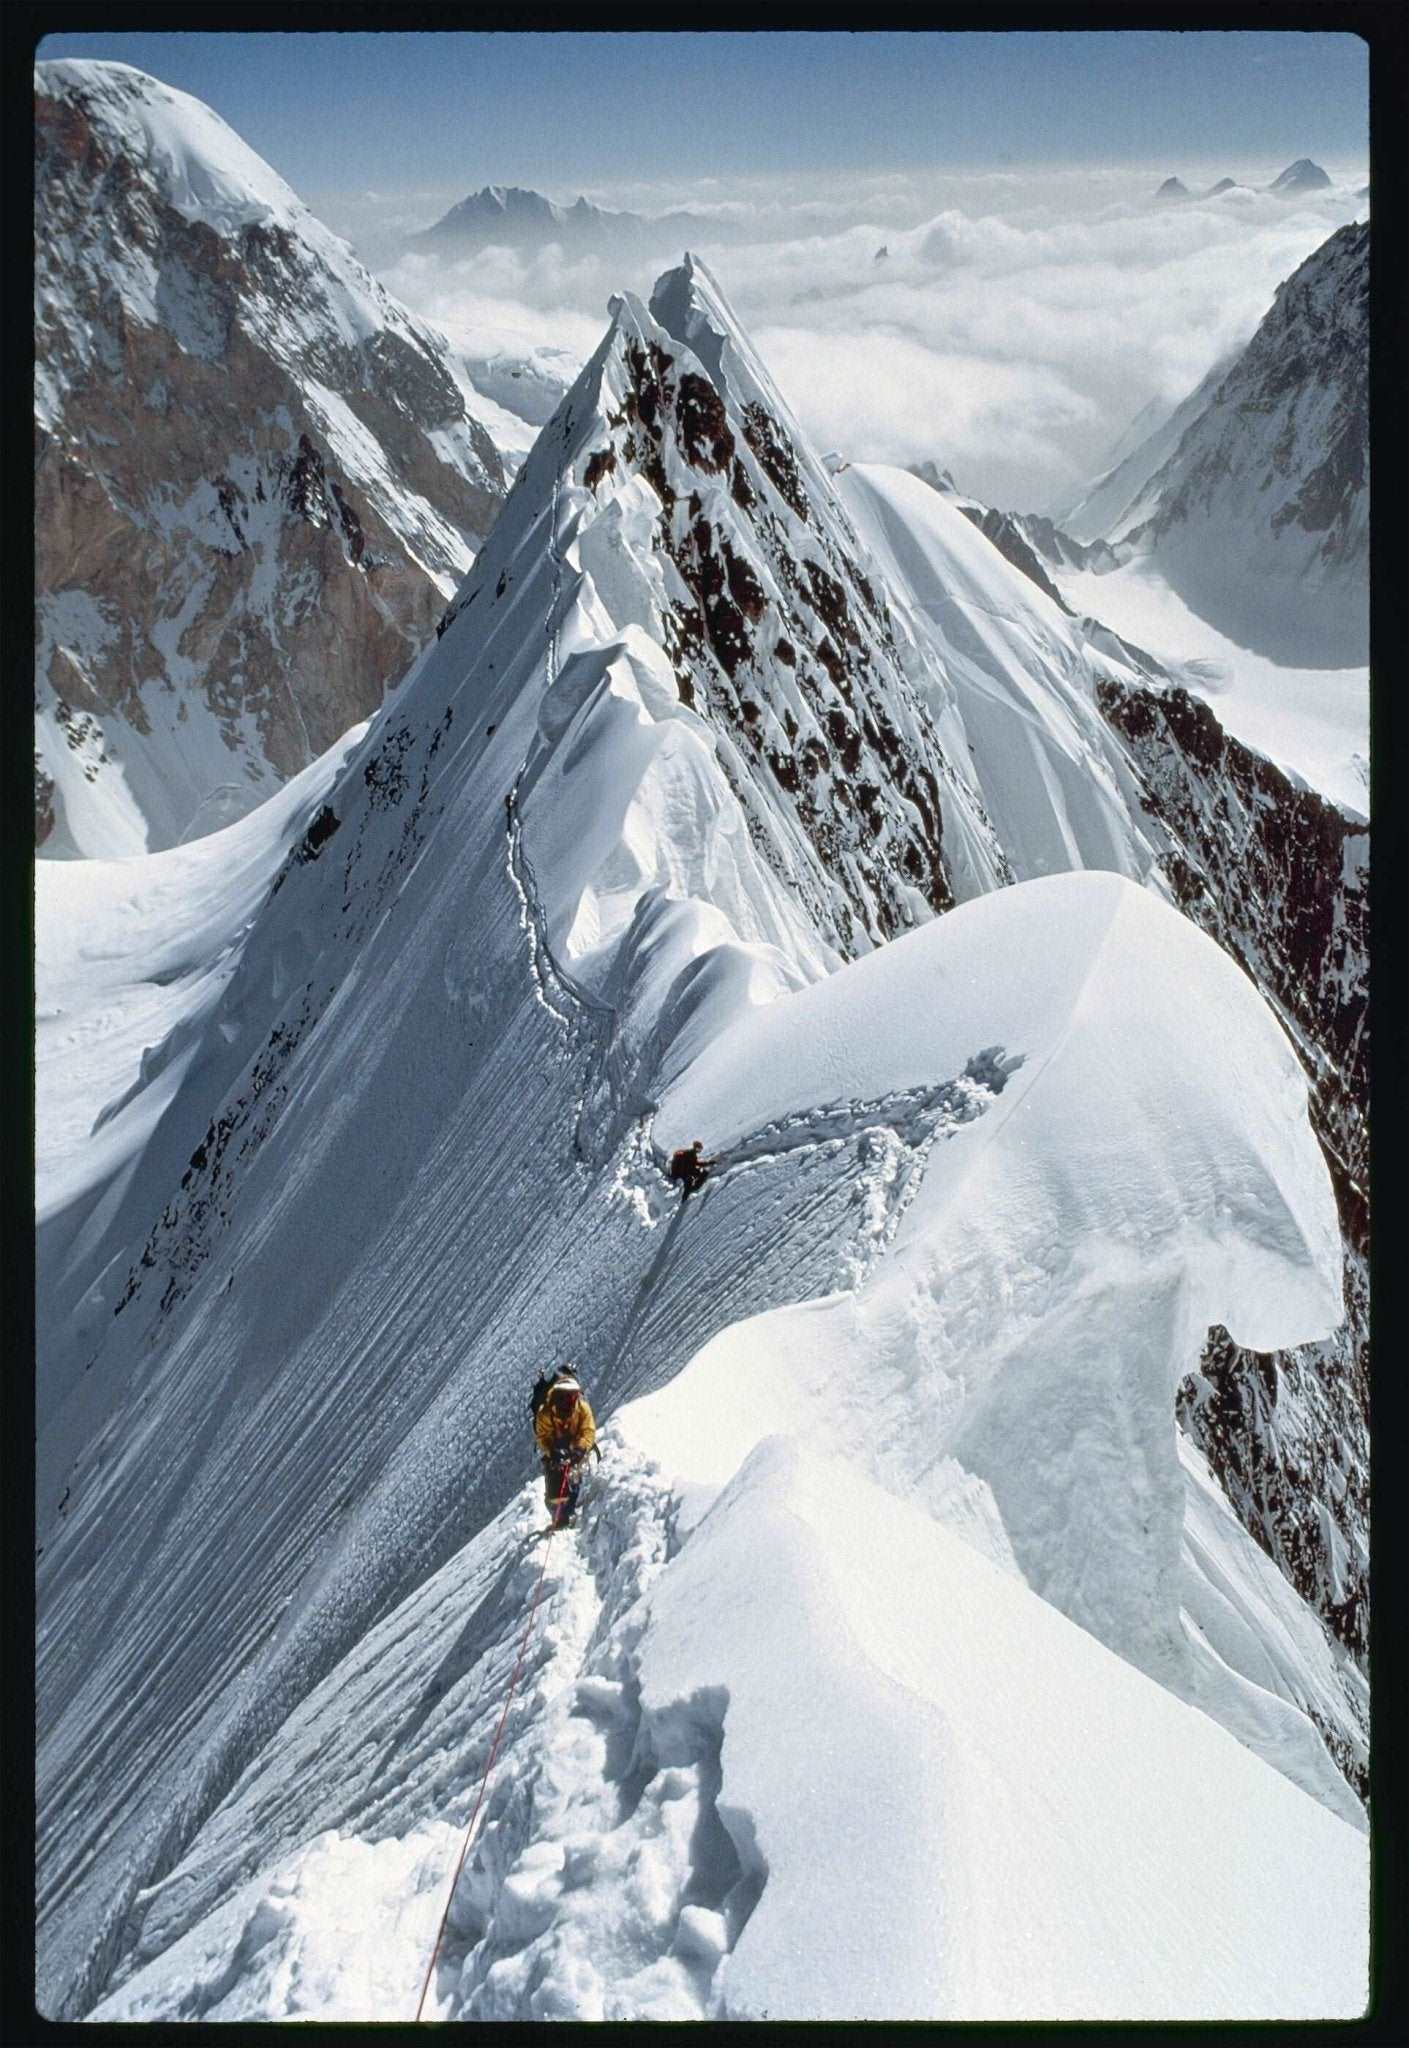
top-left (414, 182), bottom-right (726, 257)
top-left (1154, 161), bottom-right (1337, 204)
top-left (417, 183), bottom-right (650, 250)
top-left (1270, 158), bottom-right (1332, 196)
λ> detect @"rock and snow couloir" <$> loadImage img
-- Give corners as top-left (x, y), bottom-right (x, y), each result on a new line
top-left (37, 254), bottom-right (1367, 2021)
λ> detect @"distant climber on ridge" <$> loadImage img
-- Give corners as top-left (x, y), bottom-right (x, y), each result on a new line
top-left (667, 1140), bottom-right (714, 1199)
top-left (531, 1368), bottom-right (596, 1526)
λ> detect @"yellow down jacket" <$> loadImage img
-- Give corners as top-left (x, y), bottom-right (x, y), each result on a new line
top-left (535, 1394), bottom-right (596, 1461)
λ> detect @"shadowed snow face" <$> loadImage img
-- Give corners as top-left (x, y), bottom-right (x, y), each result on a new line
top-left (368, 164), bottom-right (1366, 511)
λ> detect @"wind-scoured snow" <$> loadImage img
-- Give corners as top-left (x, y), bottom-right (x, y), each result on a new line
top-left (620, 1441), bottom-right (1365, 2021)
top-left (647, 873), bottom-right (1357, 1821)
top-left (62, 866), bottom-right (1360, 2023)
top-left (36, 254), bottom-right (996, 2016)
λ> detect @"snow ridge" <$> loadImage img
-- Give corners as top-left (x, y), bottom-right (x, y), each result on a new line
top-left (37, 248), bottom-right (1367, 2023)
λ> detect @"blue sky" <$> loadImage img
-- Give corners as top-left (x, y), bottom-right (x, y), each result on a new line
top-left (36, 29), bottom-right (1368, 201)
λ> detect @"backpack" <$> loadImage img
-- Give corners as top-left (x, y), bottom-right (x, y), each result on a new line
top-left (529, 1373), bottom-right (554, 1419)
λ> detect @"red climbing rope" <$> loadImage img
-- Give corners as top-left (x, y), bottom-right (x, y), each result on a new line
top-left (413, 1463), bottom-right (572, 2023)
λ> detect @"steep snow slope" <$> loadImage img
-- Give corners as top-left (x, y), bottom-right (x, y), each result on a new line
top-left (91, 1444), bottom-right (1367, 2024)
top-left (650, 871), bottom-right (1363, 1818)
top-left (35, 751), bottom-right (356, 1221)
top-left (1093, 669), bottom-right (1369, 1763)
top-left (83, 875), bottom-right (1361, 2024)
top-left (35, 60), bottom-right (507, 856)
top-left (37, 257), bottom-right (1365, 2019)
top-left (835, 463), bottom-right (1165, 885)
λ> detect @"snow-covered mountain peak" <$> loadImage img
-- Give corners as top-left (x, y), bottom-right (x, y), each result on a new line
top-left (489, 258), bottom-right (1011, 978)
top-left (455, 184), bottom-right (562, 223)
top-left (1270, 157), bottom-right (1332, 195)
top-left (644, 254), bottom-right (842, 499)
top-left (647, 252), bottom-right (756, 369)
top-left (35, 59), bottom-right (308, 239)
top-left (33, 57), bottom-right (476, 413)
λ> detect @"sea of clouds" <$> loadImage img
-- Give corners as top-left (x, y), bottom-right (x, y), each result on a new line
top-left (323, 162), bottom-right (1366, 514)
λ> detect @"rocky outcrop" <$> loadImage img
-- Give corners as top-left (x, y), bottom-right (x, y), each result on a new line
top-left (35, 61), bottom-right (508, 855)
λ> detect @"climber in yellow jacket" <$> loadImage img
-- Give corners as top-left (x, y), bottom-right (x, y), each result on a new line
top-left (533, 1370), bottom-right (596, 1526)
